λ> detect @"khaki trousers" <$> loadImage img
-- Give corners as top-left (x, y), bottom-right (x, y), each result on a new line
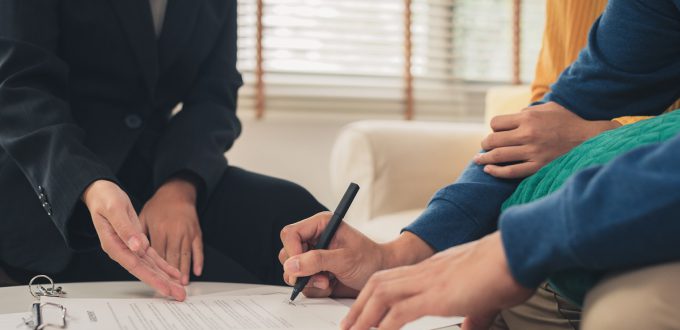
top-left (490, 262), bottom-right (680, 330)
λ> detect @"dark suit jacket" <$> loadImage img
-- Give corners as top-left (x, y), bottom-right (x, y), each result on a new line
top-left (0, 0), bottom-right (242, 273)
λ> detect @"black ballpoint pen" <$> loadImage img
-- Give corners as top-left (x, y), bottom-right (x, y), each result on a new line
top-left (289, 182), bottom-right (360, 302)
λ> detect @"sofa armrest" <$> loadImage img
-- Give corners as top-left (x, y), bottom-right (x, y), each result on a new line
top-left (330, 120), bottom-right (485, 224)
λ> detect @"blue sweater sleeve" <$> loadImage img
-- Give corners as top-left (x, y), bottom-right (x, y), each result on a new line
top-left (403, 161), bottom-right (520, 251)
top-left (500, 133), bottom-right (680, 288)
top-left (544, 0), bottom-right (680, 119)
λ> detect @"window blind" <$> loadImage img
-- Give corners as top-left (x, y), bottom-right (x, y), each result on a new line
top-left (236, 0), bottom-right (546, 119)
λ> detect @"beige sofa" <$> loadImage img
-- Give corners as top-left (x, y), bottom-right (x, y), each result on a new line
top-left (330, 86), bottom-right (532, 242)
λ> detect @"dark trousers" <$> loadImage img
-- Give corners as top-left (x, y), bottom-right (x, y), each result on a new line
top-left (6, 166), bottom-right (326, 286)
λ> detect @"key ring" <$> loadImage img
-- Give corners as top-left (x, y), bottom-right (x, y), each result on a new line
top-left (28, 275), bottom-right (66, 298)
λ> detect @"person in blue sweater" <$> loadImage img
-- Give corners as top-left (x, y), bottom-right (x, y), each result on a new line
top-left (279, 0), bottom-right (680, 329)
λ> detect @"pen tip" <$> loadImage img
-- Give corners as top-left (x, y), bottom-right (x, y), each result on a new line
top-left (290, 289), bottom-right (299, 302)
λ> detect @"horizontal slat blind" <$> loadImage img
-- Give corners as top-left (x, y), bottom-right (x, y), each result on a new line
top-left (237, 0), bottom-right (545, 118)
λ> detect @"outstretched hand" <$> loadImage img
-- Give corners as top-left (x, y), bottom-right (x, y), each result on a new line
top-left (82, 180), bottom-right (186, 301)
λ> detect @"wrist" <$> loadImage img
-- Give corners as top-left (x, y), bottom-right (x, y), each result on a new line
top-left (82, 179), bottom-right (115, 207)
top-left (157, 178), bottom-right (197, 204)
top-left (586, 120), bottom-right (621, 140)
top-left (379, 232), bottom-right (435, 270)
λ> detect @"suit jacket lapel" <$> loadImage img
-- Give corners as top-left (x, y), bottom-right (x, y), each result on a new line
top-left (158, 0), bottom-right (204, 70)
top-left (109, 0), bottom-right (159, 94)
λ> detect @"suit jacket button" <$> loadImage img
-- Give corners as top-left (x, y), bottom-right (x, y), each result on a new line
top-left (42, 202), bottom-right (52, 215)
top-left (124, 114), bottom-right (143, 129)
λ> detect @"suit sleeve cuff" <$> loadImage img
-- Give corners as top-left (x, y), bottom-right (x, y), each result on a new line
top-left (48, 159), bottom-right (117, 250)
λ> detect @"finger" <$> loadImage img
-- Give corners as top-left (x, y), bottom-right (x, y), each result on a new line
top-left (283, 248), bottom-right (348, 278)
top-left (138, 212), bottom-right (149, 235)
top-left (301, 274), bottom-right (334, 298)
top-left (483, 162), bottom-right (542, 179)
top-left (348, 275), bottom-right (424, 330)
top-left (103, 201), bottom-right (149, 255)
top-left (489, 113), bottom-right (521, 132)
top-left (307, 273), bottom-right (330, 290)
top-left (166, 236), bottom-right (182, 272)
top-left (343, 267), bottom-right (422, 329)
top-left (94, 214), bottom-right (179, 283)
top-left (280, 212), bottom-right (332, 258)
top-left (151, 230), bottom-right (167, 260)
top-left (180, 237), bottom-right (191, 285)
top-left (140, 253), bottom-right (186, 301)
top-left (461, 311), bottom-right (499, 330)
top-left (378, 295), bottom-right (430, 330)
top-left (300, 286), bottom-right (334, 298)
top-left (350, 291), bottom-right (391, 330)
top-left (280, 246), bottom-right (307, 285)
top-left (480, 130), bottom-right (527, 151)
top-left (278, 248), bottom-right (288, 265)
top-left (192, 234), bottom-right (204, 277)
top-left (475, 146), bottom-right (529, 165)
top-left (146, 247), bottom-right (182, 282)
top-left (94, 215), bottom-right (185, 301)
top-left (342, 274), bottom-right (379, 329)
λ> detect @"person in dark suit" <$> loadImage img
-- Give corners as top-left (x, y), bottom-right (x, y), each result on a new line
top-left (0, 0), bottom-right (325, 300)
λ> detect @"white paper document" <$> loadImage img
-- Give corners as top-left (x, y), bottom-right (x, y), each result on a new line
top-left (39, 286), bottom-right (462, 330)
top-left (0, 312), bottom-right (29, 329)
top-left (197, 287), bottom-right (463, 330)
top-left (42, 293), bottom-right (347, 330)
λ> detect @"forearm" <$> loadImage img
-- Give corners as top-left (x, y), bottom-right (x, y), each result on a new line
top-left (153, 0), bottom-right (241, 200)
top-left (545, 0), bottom-right (680, 119)
top-left (403, 161), bottom-right (521, 252)
top-left (0, 2), bottom-right (116, 245)
top-left (500, 134), bottom-right (680, 288)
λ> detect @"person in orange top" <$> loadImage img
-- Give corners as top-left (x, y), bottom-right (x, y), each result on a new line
top-left (532, 0), bottom-right (680, 126)
top-left (531, 0), bottom-right (608, 103)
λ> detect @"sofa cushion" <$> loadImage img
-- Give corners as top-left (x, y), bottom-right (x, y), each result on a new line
top-left (354, 209), bottom-right (423, 243)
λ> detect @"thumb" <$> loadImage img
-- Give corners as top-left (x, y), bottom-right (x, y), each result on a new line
top-left (138, 211), bottom-right (149, 235)
top-left (284, 248), bottom-right (347, 279)
top-left (108, 200), bottom-right (149, 254)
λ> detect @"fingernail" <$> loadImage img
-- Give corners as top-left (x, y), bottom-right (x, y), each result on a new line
top-left (127, 237), bottom-right (141, 251)
top-left (312, 280), bottom-right (324, 289)
top-left (183, 275), bottom-right (189, 285)
top-left (483, 166), bottom-right (491, 173)
top-left (340, 318), bottom-right (347, 329)
top-left (285, 258), bottom-right (300, 272)
top-left (473, 154), bottom-right (483, 164)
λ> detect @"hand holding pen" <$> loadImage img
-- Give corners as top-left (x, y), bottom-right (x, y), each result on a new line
top-left (279, 183), bottom-right (404, 300)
